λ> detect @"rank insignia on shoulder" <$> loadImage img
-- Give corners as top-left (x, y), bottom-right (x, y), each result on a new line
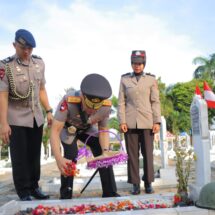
top-left (121, 72), bottom-right (131, 77)
top-left (32, 55), bottom-right (42, 60)
top-left (102, 99), bottom-right (112, 106)
top-left (67, 96), bottom-right (81, 103)
top-left (0, 68), bottom-right (5, 80)
top-left (146, 72), bottom-right (155, 77)
top-left (60, 100), bottom-right (68, 112)
top-left (1, 56), bottom-right (14, 64)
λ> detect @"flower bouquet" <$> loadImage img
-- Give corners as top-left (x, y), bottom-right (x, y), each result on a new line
top-left (63, 161), bottom-right (80, 177)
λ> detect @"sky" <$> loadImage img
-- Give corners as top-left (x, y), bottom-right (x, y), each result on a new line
top-left (0, 0), bottom-right (214, 108)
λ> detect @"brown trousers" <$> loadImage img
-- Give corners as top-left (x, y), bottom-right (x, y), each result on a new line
top-left (125, 129), bottom-right (154, 184)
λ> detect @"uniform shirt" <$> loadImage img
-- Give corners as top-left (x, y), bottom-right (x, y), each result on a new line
top-left (0, 54), bottom-right (46, 128)
top-left (54, 90), bottom-right (111, 144)
top-left (117, 72), bottom-right (161, 129)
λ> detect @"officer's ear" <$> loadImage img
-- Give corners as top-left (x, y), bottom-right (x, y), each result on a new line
top-left (13, 42), bottom-right (16, 48)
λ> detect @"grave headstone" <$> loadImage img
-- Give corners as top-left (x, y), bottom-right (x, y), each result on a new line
top-left (189, 96), bottom-right (211, 201)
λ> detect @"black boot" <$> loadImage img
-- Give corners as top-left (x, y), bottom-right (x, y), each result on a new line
top-left (144, 182), bottom-right (154, 194)
top-left (130, 184), bottom-right (140, 195)
top-left (60, 175), bottom-right (73, 199)
top-left (60, 187), bottom-right (73, 199)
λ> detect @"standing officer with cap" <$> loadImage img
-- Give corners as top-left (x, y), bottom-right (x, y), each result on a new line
top-left (50, 73), bottom-right (120, 199)
top-left (117, 50), bottom-right (161, 195)
top-left (0, 29), bottom-right (52, 201)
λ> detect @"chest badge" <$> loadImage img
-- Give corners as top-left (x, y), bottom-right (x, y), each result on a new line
top-left (16, 66), bottom-right (21, 72)
top-left (35, 64), bottom-right (40, 73)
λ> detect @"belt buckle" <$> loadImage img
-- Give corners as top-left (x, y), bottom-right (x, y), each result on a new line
top-left (67, 126), bottom-right (77, 134)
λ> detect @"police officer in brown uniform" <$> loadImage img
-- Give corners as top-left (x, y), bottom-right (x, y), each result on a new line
top-left (0, 29), bottom-right (52, 201)
top-left (50, 73), bottom-right (120, 199)
top-left (117, 50), bottom-right (161, 195)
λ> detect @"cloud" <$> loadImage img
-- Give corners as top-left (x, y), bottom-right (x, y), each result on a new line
top-left (0, 0), bottom-right (201, 107)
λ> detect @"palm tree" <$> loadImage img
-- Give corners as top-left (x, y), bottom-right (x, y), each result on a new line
top-left (193, 53), bottom-right (215, 80)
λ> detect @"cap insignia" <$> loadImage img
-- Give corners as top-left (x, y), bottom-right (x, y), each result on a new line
top-left (17, 37), bottom-right (26, 46)
top-left (91, 98), bottom-right (101, 103)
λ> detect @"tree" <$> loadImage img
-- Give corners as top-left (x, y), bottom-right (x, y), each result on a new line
top-left (193, 54), bottom-right (215, 80)
top-left (157, 77), bottom-right (174, 120)
top-left (166, 80), bottom-right (204, 133)
top-left (108, 95), bottom-right (120, 131)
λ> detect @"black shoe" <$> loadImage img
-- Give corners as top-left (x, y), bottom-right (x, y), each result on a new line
top-left (31, 188), bottom-right (50, 200)
top-left (102, 192), bottom-right (120, 198)
top-left (144, 182), bottom-right (154, 194)
top-left (131, 184), bottom-right (140, 195)
top-left (20, 196), bottom-right (32, 201)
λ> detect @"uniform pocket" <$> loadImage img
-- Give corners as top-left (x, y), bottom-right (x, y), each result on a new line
top-left (34, 71), bottom-right (42, 80)
top-left (33, 71), bottom-right (43, 87)
top-left (14, 74), bottom-right (29, 95)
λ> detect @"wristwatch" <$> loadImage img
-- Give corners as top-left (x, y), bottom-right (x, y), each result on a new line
top-left (46, 108), bottom-right (53, 114)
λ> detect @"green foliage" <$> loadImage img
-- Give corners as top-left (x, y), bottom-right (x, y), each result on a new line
top-left (193, 53), bottom-right (215, 79)
top-left (42, 124), bottom-right (50, 151)
top-left (157, 77), bottom-right (173, 118)
top-left (166, 79), bottom-right (208, 133)
top-left (0, 142), bottom-right (9, 160)
top-left (110, 142), bottom-right (121, 151)
top-left (108, 117), bottom-right (120, 132)
top-left (111, 95), bottom-right (118, 108)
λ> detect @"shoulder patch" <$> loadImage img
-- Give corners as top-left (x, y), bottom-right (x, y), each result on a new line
top-left (1, 56), bottom-right (14, 64)
top-left (60, 100), bottom-right (68, 112)
top-left (102, 99), bottom-right (112, 106)
top-left (67, 96), bottom-right (81, 103)
top-left (146, 72), bottom-right (155, 77)
top-left (32, 54), bottom-right (42, 60)
top-left (121, 72), bottom-right (131, 77)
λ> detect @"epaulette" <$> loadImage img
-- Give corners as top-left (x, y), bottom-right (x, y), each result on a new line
top-left (146, 72), bottom-right (155, 77)
top-left (32, 55), bottom-right (42, 60)
top-left (1, 56), bottom-right (14, 64)
top-left (121, 72), bottom-right (131, 77)
top-left (67, 96), bottom-right (81, 103)
top-left (102, 99), bottom-right (112, 106)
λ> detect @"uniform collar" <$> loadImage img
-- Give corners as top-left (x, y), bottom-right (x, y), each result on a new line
top-left (131, 71), bottom-right (145, 77)
top-left (15, 54), bottom-right (32, 67)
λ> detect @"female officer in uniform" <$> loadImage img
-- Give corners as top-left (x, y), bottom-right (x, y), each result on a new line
top-left (117, 50), bottom-right (161, 195)
top-left (0, 29), bottom-right (52, 201)
top-left (50, 73), bottom-right (120, 199)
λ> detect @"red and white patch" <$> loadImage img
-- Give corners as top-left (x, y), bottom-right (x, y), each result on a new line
top-left (0, 68), bottom-right (5, 80)
top-left (60, 100), bottom-right (68, 112)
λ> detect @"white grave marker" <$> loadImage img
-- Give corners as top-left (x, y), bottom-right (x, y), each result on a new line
top-left (189, 96), bottom-right (211, 201)
top-left (160, 116), bottom-right (168, 168)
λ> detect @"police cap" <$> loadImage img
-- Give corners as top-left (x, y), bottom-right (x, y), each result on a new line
top-left (15, 29), bottom-right (36, 48)
top-left (81, 73), bottom-right (112, 110)
top-left (131, 50), bottom-right (146, 65)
